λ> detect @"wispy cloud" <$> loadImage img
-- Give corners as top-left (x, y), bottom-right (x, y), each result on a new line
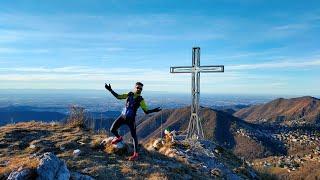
top-left (0, 66), bottom-right (241, 83)
top-left (205, 48), bottom-right (286, 61)
top-left (0, 30), bottom-right (22, 42)
top-left (0, 47), bottom-right (50, 54)
top-left (0, 66), bottom-right (143, 74)
top-left (0, 12), bottom-right (224, 45)
top-left (272, 23), bottom-right (308, 31)
top-left (229, 59), bottom-right (320, 70)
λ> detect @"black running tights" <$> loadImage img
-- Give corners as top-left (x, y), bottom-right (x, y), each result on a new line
top-left (110, 115), bottom-right (138, 153)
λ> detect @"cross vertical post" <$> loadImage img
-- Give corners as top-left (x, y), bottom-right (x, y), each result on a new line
top-left (170, 47), bottom-right (224, 140)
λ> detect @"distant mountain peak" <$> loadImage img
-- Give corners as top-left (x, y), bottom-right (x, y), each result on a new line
top-left (234, 96), bottom-right (320, 126)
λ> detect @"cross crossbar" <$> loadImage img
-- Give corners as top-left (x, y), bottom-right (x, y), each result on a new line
top-left (170, 65), bottom-right (224, 73)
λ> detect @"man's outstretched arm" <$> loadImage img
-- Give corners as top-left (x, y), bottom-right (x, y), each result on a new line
top-left (105, 83), bottom-right (128, 99)
top-left (140, 100), bottom-right (161, 114)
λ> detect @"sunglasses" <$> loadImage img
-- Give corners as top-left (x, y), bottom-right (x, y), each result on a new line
top-left (136, 87), bottom-right (143, 90)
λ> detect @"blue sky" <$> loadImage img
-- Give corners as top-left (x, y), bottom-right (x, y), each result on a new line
top-left (0, 0), bottom-right (319, 95)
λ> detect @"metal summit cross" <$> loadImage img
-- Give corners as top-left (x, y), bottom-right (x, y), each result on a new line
top-left (170, 47), bottom-right (224, 139)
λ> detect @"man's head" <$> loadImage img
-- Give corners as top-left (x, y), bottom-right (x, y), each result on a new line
top-left (134, 82), bottom-right (143, 94)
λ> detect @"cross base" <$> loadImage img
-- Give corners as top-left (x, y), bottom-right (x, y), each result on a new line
top-left (186, 113), bottom-right (204, 139)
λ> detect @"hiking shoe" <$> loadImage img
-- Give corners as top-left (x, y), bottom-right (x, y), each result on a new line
top-left (111, 136), bottom-right (123, 144)
top-left (129, 152), bottom-right (139, 161)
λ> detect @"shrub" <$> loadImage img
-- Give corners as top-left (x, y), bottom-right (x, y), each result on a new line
top-left (66, 105), bottom-right (87, 129)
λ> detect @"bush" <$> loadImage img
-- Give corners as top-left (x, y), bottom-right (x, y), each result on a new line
top-left (66, 105), bottom-right (87, 129)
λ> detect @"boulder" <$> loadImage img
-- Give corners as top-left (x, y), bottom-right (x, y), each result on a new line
top-left (36, 152), bottom-right (70, 180)
top-left (7, 168), bottom-right (36, 180)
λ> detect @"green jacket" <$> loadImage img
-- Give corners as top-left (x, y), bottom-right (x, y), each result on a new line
top-left (115, 92), bottom-right (149, 113)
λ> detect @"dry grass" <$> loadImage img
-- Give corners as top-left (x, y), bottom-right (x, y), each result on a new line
top-left (233, 134), bottom-right (266, 160)
top-left (147, 172), bottom-right (168, 180)
top-left (0, 122), bottom-right (211, 179)
top-left (0, 155), bottom-right (39, 175)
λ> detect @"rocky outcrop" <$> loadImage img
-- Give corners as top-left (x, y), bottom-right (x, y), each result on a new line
top-left (147, 137), bottom-right (258, 179)
top-left (7, 168), bottom-right (36, 180)
top-left (5, 152), bottom-right (95, 180)
top-left (6, 152), bottom-right (95, 180)
top-left (36, 152), bottom-right (70, 180)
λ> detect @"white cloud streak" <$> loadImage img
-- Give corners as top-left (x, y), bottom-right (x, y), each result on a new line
top-left (0, 63), bottom-right (317, 94)
top-left (229, 59), bottom-right (320, 70)
top-left (0, 66), bottom-right (240, 83)
top-left (0, 12), bottom-right (225, 44)
top-left (1, 58), bottom-right (319, 83)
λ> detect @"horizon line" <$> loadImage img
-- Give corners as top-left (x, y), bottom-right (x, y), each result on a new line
top-left (0, 88), bottom-right (319, 98)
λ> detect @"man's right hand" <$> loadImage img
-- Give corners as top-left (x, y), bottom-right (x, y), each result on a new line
top-left (105, 83), bottom-right (112, 91)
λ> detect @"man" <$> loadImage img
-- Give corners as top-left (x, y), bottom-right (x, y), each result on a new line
top-left (105, 82), bottom-right (161, 161)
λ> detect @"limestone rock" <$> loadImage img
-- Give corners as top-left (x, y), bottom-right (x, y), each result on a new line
top-left (7, 168), bottom-right (36, 180)
top-left (73, 149), bottom-right (81, 157)
top-left (36, 152), bottom-right (70, 180)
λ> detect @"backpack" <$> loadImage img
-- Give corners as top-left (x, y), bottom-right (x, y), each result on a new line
top-left (124, 92), bottom-right (143, 119)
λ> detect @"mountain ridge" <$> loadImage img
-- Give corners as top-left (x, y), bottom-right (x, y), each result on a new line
top-left (234, 96), bottom-right (320, 126)
top-left (132, 106), bottom-right (286, 160)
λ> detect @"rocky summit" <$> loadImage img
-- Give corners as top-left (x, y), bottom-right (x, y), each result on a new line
top-left (0, 121), bottom-right (260, 179)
